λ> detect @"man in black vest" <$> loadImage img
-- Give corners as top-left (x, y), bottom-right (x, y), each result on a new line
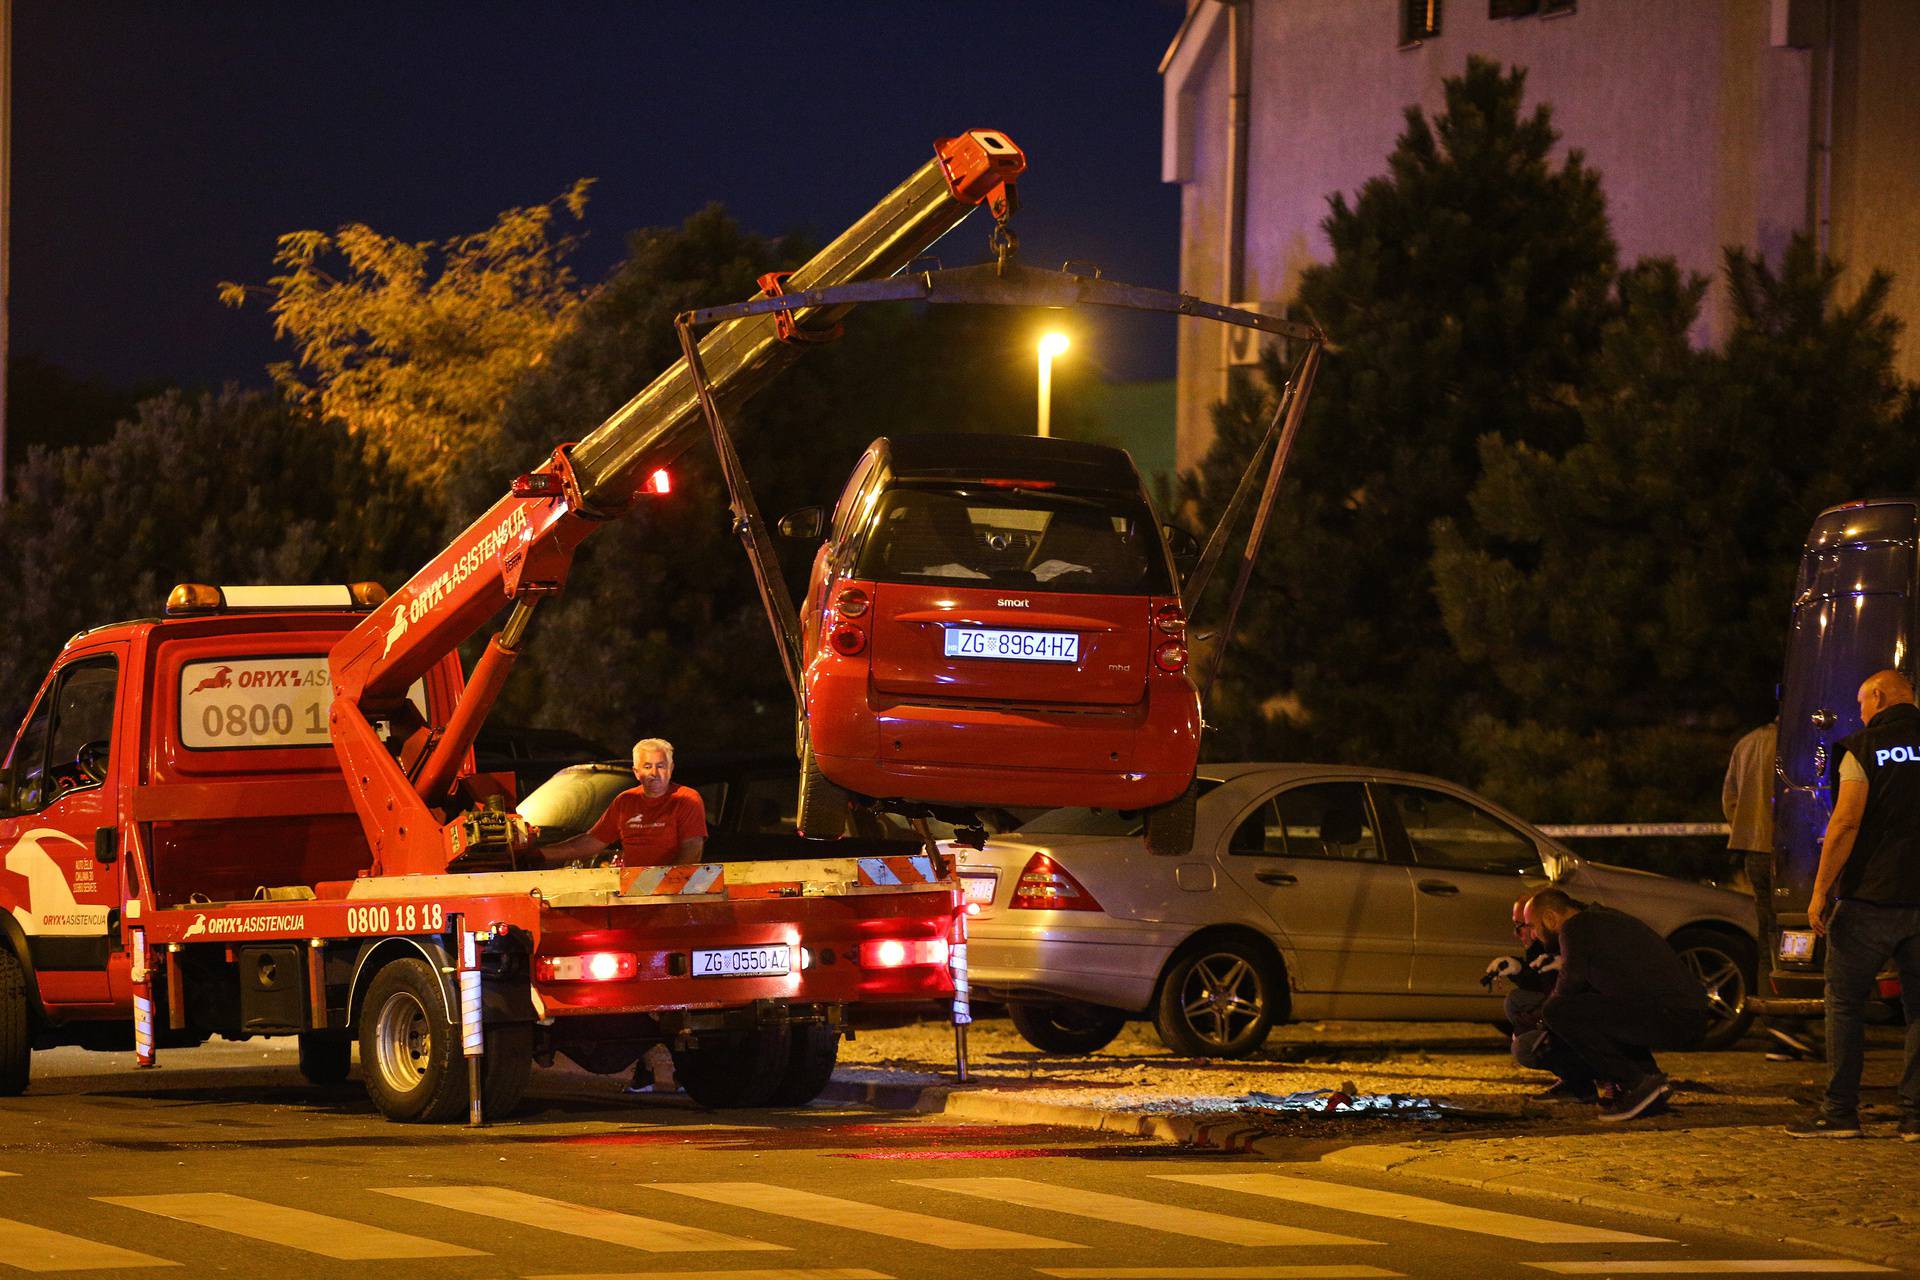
top-left (1787, 669), bottom-right (1920, 1139)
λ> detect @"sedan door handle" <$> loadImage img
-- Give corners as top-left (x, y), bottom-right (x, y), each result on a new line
top-left (1255, 870), bottom-right (1299, 886)
top-left (1417, 879), bottom-right (1461, 896)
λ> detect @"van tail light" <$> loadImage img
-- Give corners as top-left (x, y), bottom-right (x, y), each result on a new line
top-left (1154, 640), bottom-right (1188, 673)
top-left (1008, 853), bottom-right (1103, 911)
top-left (830, 622), bottom-right (868, 656)
top-left (858, 937), bottom-right (951, 969)
top-left (835, 586), bottom-right (870, 618)
top-left (536, 951), bottom-right (638, 983)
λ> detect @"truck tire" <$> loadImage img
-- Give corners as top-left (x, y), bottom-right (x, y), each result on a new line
top-left (796, 734), bottom-right (850, 838)
top-left (767, 1024), bottom-right (839, 1106)
top-left (297, 1031), bottom-right (353, 1085)
top-left (672, 1026), bottom-right (790, 1109)
top-left (357, 958), bottom-right (531, 1123)
top-left (0, 948), bottom-right (29, 1096)
top-left (1007, 1000), bottom-right (1128, 1055)
top-left (1144, 783), bottom-right (1197, 856)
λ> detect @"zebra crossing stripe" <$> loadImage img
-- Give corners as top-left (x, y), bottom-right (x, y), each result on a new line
top-left (374, 1185), bottom-right (783, 1253)
top-left (903, 1179), bottom-right (1375, 1248)
top-left (0, 1217), bottom-right (176, 1272)
top-left (1161, 1174), bottom-right (1667, 1245)
top-left (94, 1193), bottom-right (481, 1260)
top-left (648, 1182), bottom-right (1080, 1250)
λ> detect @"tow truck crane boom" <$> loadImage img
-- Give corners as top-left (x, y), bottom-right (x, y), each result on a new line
top-left (327, 130), bottom-right (1027, 879)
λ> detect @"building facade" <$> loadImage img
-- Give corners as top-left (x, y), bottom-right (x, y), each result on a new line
top-left (1161, 0), bottom-right (1920, 474)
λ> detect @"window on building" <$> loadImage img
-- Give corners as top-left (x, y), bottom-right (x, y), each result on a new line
top-left (1401, 0), bottom-right (1442, 43)
top-left (1490, 0), bottom-right (1539, 17)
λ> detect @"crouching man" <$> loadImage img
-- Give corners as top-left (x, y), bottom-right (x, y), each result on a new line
top-left (1524, 887), bottom-right (1709, 1121)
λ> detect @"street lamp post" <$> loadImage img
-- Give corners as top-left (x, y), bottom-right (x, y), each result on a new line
top-left (1036, 332), bottom-right (1069, 437)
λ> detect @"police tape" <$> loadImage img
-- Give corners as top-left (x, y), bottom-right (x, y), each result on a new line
top-left (1536, 822), bottom-right (1731, 838)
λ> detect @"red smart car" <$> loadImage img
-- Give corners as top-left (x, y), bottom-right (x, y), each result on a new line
top-left (788, 434), bottom-right (1200, 850)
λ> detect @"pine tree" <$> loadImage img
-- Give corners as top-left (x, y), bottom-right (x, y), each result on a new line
top-left (1180, 57), bottom-right (1616, 773)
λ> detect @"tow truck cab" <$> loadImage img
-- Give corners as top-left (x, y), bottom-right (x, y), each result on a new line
top-left (0, 588), bottom-right (462, 1035)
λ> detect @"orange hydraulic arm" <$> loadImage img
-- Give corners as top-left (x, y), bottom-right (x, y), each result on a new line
top-left (326, 130), bottom-right (1026, 878)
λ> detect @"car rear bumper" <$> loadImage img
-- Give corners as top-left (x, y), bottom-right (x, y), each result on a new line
top-left (964, 923), bottom-right (1169, 1012)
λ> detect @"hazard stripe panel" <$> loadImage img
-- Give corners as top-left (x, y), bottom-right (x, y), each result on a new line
top-left (0, 1217), bottom-right (177, 1272)
top-left (622, 864), bottom-right (726, 896)
top-left (375, 1185), bottom-right (783, 1253)
top-left (1530, 1263), bottom-right (1893, 1274)
top-left (94, 1193), bottom-right (481, 1260)
top-left (857, 856), bottom-right (941, 887)
top-left (528, 1271), bottom-right (894, 1280)
top-left (1161, 1174), bottom-right (1668, 1245)
top-left (904, 1178), bottom-right (1375, 1248)
top-left (647, 1182), bottom-right (1080, 1251)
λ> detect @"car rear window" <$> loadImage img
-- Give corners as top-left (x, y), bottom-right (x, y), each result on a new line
top-left (855, 484), bottom-right (1172, 595)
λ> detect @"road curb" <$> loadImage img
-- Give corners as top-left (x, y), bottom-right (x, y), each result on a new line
top-left (821, 1075), bottom-right (1920, 1273)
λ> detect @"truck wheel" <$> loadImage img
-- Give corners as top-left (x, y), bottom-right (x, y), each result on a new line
top-left (797, 734), bottom-right (851, 837)
top-left (767, 1024), bottom-right (839, 1106)
top-left (360, 959), bottom-right (465, 1123)
top-left (672, 1026), bottom-right (790, 1109)
top-left (0, 949), bottom-right (30, 1096)
top-left (1144, 783), bottom-right (1197, 856)
top-left (1008, 1000), bottom-right (1128, 1055)
top-left (297, 1031), bottom-right (353, 1085)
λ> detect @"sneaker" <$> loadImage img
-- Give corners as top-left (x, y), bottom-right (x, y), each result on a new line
top-left (1535, 1079), bottom-right (1599, 1103)
top-left (1598, 1073), bottom-right (1671, 1122)
top-left (1785, 1113), bottom-right (1863, 1138)
top-left (1900, 1116), bottom-right (1920, 1143)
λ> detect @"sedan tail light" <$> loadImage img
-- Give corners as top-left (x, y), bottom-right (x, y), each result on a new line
top-left (1008, 853), bottom-right (1103, 911)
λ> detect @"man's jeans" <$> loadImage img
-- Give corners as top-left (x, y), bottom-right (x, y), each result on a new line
top-left (1820, 899), bottom-right (1920, 1121)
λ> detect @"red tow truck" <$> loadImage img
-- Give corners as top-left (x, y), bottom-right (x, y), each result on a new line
top-left (0, 129), bottom-right (1029, 1122)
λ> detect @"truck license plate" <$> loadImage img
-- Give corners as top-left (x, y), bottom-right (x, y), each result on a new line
top-left (943, 626), bottom-right (1079, 663)
top-left (1778, 929), bottom-right (1817, 963)
top-left (692, 945), bottom-right (791, 977)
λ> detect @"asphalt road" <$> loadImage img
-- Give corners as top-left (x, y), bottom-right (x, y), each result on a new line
top-left (0, 1041), bottom-right (1900, 1279)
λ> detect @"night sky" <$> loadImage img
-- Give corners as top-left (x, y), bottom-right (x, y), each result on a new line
top-left (11, 1), bottom-right (1188, 398)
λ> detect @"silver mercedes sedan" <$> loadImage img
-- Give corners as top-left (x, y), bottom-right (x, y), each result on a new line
top-left (954, 764), bottom-right (1759, 1058)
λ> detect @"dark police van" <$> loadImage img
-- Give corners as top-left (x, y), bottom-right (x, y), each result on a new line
top-left (1772, 498), bottom-right (1914, 1006)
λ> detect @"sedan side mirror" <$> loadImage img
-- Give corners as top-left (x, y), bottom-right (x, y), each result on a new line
top-left (777, 507), bottom-right (825, 540)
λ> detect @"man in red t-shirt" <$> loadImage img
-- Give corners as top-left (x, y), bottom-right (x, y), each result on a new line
top-left (541, 738), bottom-right (707, 867)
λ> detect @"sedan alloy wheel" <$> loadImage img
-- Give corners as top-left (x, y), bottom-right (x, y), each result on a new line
top-left (1154, 938), bottom-right (1278, 1058)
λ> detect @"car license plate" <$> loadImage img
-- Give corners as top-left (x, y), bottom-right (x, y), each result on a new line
top-left (943, 626), bottom-right (1079, 663)
top-left (959, 870), bottom-right (998, 906)
top-left (1778, 929), bottom-right (1817, 963)
top-left (692, 945), bottom-right (792, 977)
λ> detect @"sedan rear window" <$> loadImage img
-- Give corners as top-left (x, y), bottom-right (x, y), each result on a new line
top-left (855, 485), bottom-right (1171, 595)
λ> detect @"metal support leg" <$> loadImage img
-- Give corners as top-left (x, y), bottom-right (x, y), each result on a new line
top-left (131, 929), bottom-right (155, 1068)
top-left (459, 924), bottom-right (485, 1126)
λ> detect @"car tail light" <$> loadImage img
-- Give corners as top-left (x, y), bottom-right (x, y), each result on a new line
top-left (835, 586), bottom-right (870, 618)
top-left (858, 938), bottom-right (950, 969)
top-left (1154, 603), bottom-right (1186, 636)
top-left (1154, 640), bottom-right (1188, 673)
top-left (1008, 853), bottom-right (1103, 911)
top-left (830, 622), bottom-right (868, 656)
top-left (536, 951), bottom-right (638, 983)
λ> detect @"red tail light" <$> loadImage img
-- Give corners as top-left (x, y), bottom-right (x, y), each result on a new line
top-left (858, 938), bottom-right (951, 969)
top-left (1154, 640), bottom-right (1188, 673)
top-left (835, 586), bottom-right (870, 618)
top-left (537, 951), bottom-right (638, 983)
top-left (1154, 603), bottom-right (1186, 636)
top-left (1009, 853), bottom-right (1103, 911)
top-left (830, 622), bottom-right (868, 656)
top-left (645, 468), bottom-right (672, 495)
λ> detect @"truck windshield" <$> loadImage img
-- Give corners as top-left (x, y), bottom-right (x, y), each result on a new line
top-left (854, 484), bottom-right (1171, 595)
